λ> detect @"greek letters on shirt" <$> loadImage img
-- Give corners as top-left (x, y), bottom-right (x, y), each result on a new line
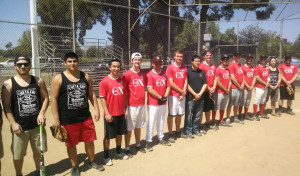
top-left (247, 72), bottom-right (254, 77)
top-left (16, 88), bottom-right (39, 116)
top-left (156, 78), bottom-right (166, 86)
top-left (175, 72), bottom-right (185, 78)
top-left (67, 83), bottom-right (88, 109)
top-left (223, 72), bottom-right (229, 79)
top-left (284, 68), bottom-right (293, 74)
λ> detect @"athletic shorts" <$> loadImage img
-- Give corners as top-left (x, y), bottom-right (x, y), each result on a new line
top-left (105, 114), bottom-right (128, 139)
top-left (280, 86), bottom-right (295, 100)
top-left (203, 91), bottom-right (215, 112)
top-left (228, 89), bottom-right (242, 106)
top-left (254, 87), bottom-right (268, 105)
top-left (168, 96), bottom-right (185, 116)
top-left (239, 89), bottom-right (252, 108)
top-left (214, 93), bottom-right (229, 111)
top-left (127, 105), bottom-right (146, 131)
top-left (62, 117), bottom-right (96, 147)
top-left (0, 127), bottom-right (3, 159)
top-left (12, 126), bottom-right (47, 160)
top-left (266, 87), bottom-right (279, 102)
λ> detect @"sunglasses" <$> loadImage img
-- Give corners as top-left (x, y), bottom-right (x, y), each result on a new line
top-left (154, 62), bottom-right (162, 65)
top-left (16, 63), bottom-right (30, 67)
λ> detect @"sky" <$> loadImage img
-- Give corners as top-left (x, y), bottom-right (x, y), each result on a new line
top-left (0, 0), bottom-right (300, 50)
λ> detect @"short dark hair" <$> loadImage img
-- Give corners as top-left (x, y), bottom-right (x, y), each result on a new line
top-left (64, 52), bottom-right (78, 61)
top-left (109, 58), bottom-right (122, 67)
top-left (14, 55), bottom-right (31, 64)
top-left (191, 55), bottom-right (201, 62)
top-left (173, 50), bottom-right (184, 56)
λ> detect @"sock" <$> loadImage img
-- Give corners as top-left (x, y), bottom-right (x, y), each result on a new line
top-left (287, 106), bottom-right (291, 111)
top-left (220, 110), bottom-right (225, 122)
top-left (253, 104), bottom-right (258, 116)
top-left (238, 106), bottom-right (243, 116)
top-left (116, 145), bottom-right (121, 154)
top-left (244, 107), bottom-right (249, 116)
top-left (212, 111), bottom-right (216, 124)
top-left (279, 105), bottom-right (282, 111)
top-left (259, 104), bottom-right (264, 115)
top-left (136, 143), bottom-right (141, 148)
top-left (104, 149), bottom-right (110, 159)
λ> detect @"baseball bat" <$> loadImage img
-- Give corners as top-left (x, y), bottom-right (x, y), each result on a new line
top-left (40, 124), bottom-right (45, 176)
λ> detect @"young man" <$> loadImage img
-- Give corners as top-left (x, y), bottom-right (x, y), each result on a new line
top-left (252, 54), bottom-right (270, 120)
top-left (51, 52), bottom-right (104, 175)
top-left (212, 55), bottom-right (231, 127)
top-left (166, 50), bottom-right (188, 143)
top-left (122, 52), bottom-right (147, 157)
top-left (240, 54), bottom-right (256, 121)
top-left (184, 55), bottom-right (207, 138)
top-left (2, 56), bottom-right (49, 176)
top-left (199, 51), bottom-right (217, 131)
top-left (226, 52), bottom-right (244, 124)
top-left (99, 58), bottom-right (129, 166)
top-left (278, 55), bottom-right (298, 115)
top-left (145, 56), bottom-right (171, 151)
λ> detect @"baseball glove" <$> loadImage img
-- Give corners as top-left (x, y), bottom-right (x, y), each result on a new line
top-left (50, 126), bottom-right (68, 142)
top-left (286, 86), bottom-right (294, 95)
top-left (158, 96), bottom-right (167, 105)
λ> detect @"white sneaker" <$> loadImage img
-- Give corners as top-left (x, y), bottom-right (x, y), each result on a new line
top-left (115, 152), bottom-right (129, 160)
top-left (104, 158), bottom-right (113, 166)
top-left (226, 118), bottom-right (232, 127)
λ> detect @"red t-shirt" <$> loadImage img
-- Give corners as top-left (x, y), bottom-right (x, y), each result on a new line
top-left (215, 66), bottom-right (230, 94)
top-left (122, 69), bottom-right (147, 107)
top-left (147, 70), bottom-right (170, 106)
top-left (199, 62), bottom-right (216, 91)
top-left (99, 75), bottom-right (125, 116)
top-left (166, 63), bottom-right (187, 96)
top-left (242, 64), bottom-right (255, 89)
top-left (278, 63), bottom-right (298, 86)
top-left (228, 61), bottom-right (243, 89)
top-left (254, 64), bottom-right (270, 89)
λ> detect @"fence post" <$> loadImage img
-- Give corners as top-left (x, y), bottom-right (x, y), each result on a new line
top-left (168, 0), bottom-right (171, 57)
top-left (71, 0), bottom-right (76, 52)
top-left (128, 0), bottom-right (131, 64)
top-left (30, 0), bottom-right (40, 77)
top-left (197, 4), bottom-right (201, 55)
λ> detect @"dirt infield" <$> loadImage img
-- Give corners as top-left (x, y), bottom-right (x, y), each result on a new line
top-left (1, 87), bottom-right (300, 176)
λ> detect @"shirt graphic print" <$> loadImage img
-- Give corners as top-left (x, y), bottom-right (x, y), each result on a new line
top-left (67, 83), bottom-right (88, 109)
top-left (16, 88), bottom-right (40, 117)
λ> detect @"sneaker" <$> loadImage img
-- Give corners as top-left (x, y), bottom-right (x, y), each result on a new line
top-left (125, 149), bottom-right (133, 158)
top-left (136, 145), bottom-right (146, 153)
top-left (261, 114), bottom-right (269, 119)
top-left (187, 134), bottom-right (194, 139)
top-left (240, 120), bottom-right (245, 124)
top-left (115, 152), bottom-right (129, 160)
top-left (88, 161), bottom-right (105, 171)
top-left (254, 115), bottom-right (260, 121)
top-left (277, 110), bottom-right (282, 116)
top-left (146, 142), bottom-right (153, 151)
top-left (159, 139), bottom-right (171, 146)
top-left (220, 121), bottom-right (226, 126)
top-left (180, 132), bottom-right (188, 138)
top-left (104, 158), bottom-right (113, 166)
top-left (35, 170), bottom-right (45, 176)
top-left (225, 118), bottom-right (232, 127)
top-left (245, 115), bottom-right (254, 121)
top-left (286, 109), bottom-right (295, 115)
top-left (193, 131), bottom-right (202, 136)
top-left (71, 166), bottom-right (80, 176)
top-left (210, 124), bottom-right (219, 130)
top-left (234, 117), bottom-right (241, 123)
top-left (168, 134), bottom-right (175, 143)
top-left (199, 129), bottom-right (207, 134)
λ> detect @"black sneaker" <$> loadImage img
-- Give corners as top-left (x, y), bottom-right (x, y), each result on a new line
top-left (88, 161), bottom-right (105, 171)
top-left (210, 124), bottom-right (219, 130)
top-left (261, 114), bottom-right (269, 119)
top-left (136, 145), bottom-right (146, 153)
top-left (178, 131), bottom-right (187, 138)
top-left (159, 139), bottom-right (171, 146)
top-left (286, 109), bottom-right (295, 115)
top-left (71, 166), bottom-right (80, 176)
top-left (277, 110), bottom-right (282, 116)
top-left (254, 115), bottom-right (260, 121)
top-left (168, 134), bottom-right (175, 143)
top-left (245, 115), bottom-right (254, 121)
top-left (146, 142), bottom-right (153, 151)
top-left (125, 149), bottom-right (133, 158)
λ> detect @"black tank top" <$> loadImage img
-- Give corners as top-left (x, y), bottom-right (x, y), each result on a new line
top-left (269, 67), bottom-right (279, 86)
top-left (58, 71), bottom-right (91, 125)
top-left (11, 76), bottom-right (41, 130)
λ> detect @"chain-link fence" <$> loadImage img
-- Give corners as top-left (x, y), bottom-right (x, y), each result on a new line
top-left (1, 0), bottom-right (300, 91)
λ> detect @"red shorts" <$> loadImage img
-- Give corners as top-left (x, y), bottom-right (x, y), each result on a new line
top-left (62, 117), bottom-right (97, 147)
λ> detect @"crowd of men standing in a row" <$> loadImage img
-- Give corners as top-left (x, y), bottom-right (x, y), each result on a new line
top-left (0, 50), bottom-right (298, 176)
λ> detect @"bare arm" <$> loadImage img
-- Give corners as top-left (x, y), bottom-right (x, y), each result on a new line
top-left (50, 74), bottom-right (62, 131)
top-left (169, 79), bottom-right (184, 95)
top-left (164, 87), bottom-right (171, 97)
top-left (1, 80), bottom-right (23, 134)
top-left (216, 77), bottom-right (229, 94)
top-left (100, 97), bottom-right (112, 123)
top-left (36, 77), bottom-right (49, 126)
top-left (147, 87), bottom-right (163, 100)
top-left (85, 73), bottom-right (100, 122)
top-left (230, 75), bottom-right (241, 89)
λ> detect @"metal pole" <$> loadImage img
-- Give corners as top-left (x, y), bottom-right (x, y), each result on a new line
top-left (197, 4), bottom-right (201, 55)
top-left (71, 0), bottom-right (76, 52)
top-left (30, 0), bottom-right (40, 77)
top-left (128, 0), bottom-right (131, 65)
top-left (237, 20), bottom-right (239, 52)
top-left (168, 0), bottom-right (171, 57)
top-left (279, 19), bottom-right (283, 60)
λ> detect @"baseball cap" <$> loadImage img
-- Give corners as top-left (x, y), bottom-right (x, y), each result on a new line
top-left (246, 54), bottom-right (253, 59)
top-left (152, 56), bottom-right (163, 63)
top-left (220, 54), bottom-right (229, 60)
top-left (14, 56), bottom-right (31, 64)
top-left (260, 54), bottom-right (267, 59)
top-left (284, 55), bottom-right (291, 59)
top-left (202, 51), bottom-right (212, 56)
top-left (131, 52), bottom-right (142, 59)
top-left (233, 52), bottom-right (241, 56)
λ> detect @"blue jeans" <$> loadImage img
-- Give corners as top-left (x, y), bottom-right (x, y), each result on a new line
top-left (184, 99), bottom-right (204, 135)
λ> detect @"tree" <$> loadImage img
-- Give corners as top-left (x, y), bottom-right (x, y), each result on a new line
top-left (220, 27), bottom-right (237, 44)
top-left (12, 30), bottom-right (32, 57)
top-left (205, 22), bottom-right (221, 40)
top-left (174, 21), bottom-right (197, 50)
top-left (291, 34), bottom-right (300, 58)
top-left (5, 42), bottom-right (12, 50)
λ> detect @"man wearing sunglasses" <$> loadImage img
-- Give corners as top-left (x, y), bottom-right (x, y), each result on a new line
top-left (1, 56), bottom-right (49, 176)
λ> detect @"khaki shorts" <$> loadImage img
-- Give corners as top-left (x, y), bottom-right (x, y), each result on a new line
top-left (12, 126), bottom-right (47, 160)
top-left (0, 127), bottom-right (3, 159)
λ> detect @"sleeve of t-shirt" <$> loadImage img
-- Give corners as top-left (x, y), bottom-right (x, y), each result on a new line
top-left (228, 63), bottom-right (235, 75)
top-left (143, 72), bottom-right (148, 87)
top-left (99, 80), bottom-right (107, 98)
top-left (121, 73), bottom-right (128, 95)
top-left (202, 71), bottom-right (207, 85)
top-left (294, 65), bottom-right (298, 74)
top-left (166, 66), bottom-right (173, 80)
top-left (215, 69), bottom-right (220, 78)
top-left (147, 73), bottom-right (153, 88)
top-left (254, 67), bottom-right (260, 77)
top-left (184, 67), bottom-right (188, 80)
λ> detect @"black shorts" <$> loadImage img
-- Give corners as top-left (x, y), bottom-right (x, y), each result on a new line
top-left (203, 91), bottom-right (215, 112)
top-left (280, 86), bottom-right (295, 100)
top-left (104, 114), bottom-right (128, 139)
